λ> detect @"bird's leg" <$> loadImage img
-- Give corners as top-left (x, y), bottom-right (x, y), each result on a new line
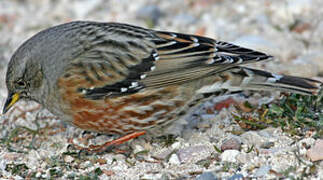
top-left (68, 131), bottom-right (146, 153)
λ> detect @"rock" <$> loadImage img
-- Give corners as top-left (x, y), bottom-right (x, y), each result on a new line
top-left (133, 144), bottom-right (145, 154)
top-left (254, 165), bottom-right (271, 177)
top-left (220, 150), bottom-right (240, 162)
top-left (221, 137), bottom-right (242, 151)
top-left (307, 139), bottom-right (323, 162)
top-left (260, 142), bottom-right (275, 149)
top-left (236, 152), bottom-right (254, 164)
top-left (168, 154), bottom-right (181, 165)
top-left (228, 174), bottom-right (244, 180)
top-left (240, 131), bottom-right (267, 147)
top-left (140, 173), bottom-right (164, 179)
top-left (177, 145), bottom-right (211, 163)
top-left (195, 172), bottom-right (217, 180)
top-left (152, 149), bottom-right (174, 160)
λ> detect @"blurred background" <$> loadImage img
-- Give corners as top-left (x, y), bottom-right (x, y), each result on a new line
top-left (0, 0), bottom-right (323, 179)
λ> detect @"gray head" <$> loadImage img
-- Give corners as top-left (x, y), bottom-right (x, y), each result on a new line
top-left (3, 37), bottom-right (48, 114)
top-left (2, 22), bottom-right (87, 114)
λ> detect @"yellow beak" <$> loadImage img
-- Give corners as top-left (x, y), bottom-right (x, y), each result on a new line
top-left (2, 92), bottom-right (20, 114)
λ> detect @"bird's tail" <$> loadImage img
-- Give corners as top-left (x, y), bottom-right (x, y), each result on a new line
top-left (197, 67), bottom-right (322, 95)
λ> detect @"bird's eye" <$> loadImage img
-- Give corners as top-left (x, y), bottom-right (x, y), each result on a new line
top-left (16, 80), bottom-right (26, 88)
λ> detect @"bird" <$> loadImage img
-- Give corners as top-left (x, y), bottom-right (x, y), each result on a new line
top-left (2, 21), bottom-right (322, 152)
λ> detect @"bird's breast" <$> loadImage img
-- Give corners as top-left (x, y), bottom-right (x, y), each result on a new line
top-left (57, 76), bottom-right (188, 134)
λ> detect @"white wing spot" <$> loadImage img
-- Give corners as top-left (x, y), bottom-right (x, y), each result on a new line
top-left (272, 73), bottom-right (283, 80)
top-left (171, 33), bottom-right (177, 38)
top-left (193, 43), bottom-right (200, 47)
top-left (237, 58), bottom-right (244, 63)
top-left (191, 37), bottom-right (199, 43)
top-left (90, 86), bottom-right (95, 90)
top-left (267, 77), bottom-right (277, 83)
top-left (130, 82), bottom-right (139, 88)
top-left (81, 89), bottom-right (87, 94)
top-left (121, 88), bottom-right (128, 92)
top-left (150, 66), bottom-right (156, 71)
top-left (169, 41), bottom-right (177, 45)
top-left (140, 74), bottom-right (147, 79)
top-left (153, 52), bottom-right (158, 57)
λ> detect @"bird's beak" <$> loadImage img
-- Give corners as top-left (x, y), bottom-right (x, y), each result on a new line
top-left (2, 92), bottom-right (20, 114)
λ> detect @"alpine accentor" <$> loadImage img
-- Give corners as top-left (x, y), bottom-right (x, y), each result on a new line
top-left (3, 21), bottom-right (322, 148)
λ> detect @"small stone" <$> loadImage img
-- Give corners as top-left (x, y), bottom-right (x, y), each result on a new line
top-left (221, 137), bottom-right (242, 151)
top-left (171, 141), bottom-right (182, 149)
top-left (260, 142), bottom-right (275, 149)
top-left (177, 145), bottom-right (211, 163)
top-left (152, 149), bottom-right (174, 160)
top-left (133, 144), bottom-right (144, 154)
top-left (168, 154), bottom-right (181, 165)
top-left (96, 158), bottom-right (107, 165)
top-left (240, 131), bottom-right (267, 147)
top-left (220, 150), bottom-right (240, 162)
top-left (159, 173), bottom-right (170, 180)
top-left (254, 165), bottom-right (271, 177)
top-left (64, 155), bottom-right (74, 163)
top-left (141, 173), bottom-right (163, 179)
top-left (307, 139), bottom-right (323, 162)
top-left (195, 172), bottom-right (217, 180)
top-left (228, 174), bottom-right (244, 180)
top-left (102, 169), bottom-right (115, 176)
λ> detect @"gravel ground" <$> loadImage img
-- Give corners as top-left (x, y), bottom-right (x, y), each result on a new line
top-left (0, 0), bottom-right (323, 179)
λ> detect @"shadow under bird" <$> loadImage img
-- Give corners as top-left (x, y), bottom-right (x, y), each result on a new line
top-left (2, 21), bottom-right (322, 151)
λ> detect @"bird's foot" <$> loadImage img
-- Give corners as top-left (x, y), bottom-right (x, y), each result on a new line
top-left (67, 131), bottom-right (146, 154)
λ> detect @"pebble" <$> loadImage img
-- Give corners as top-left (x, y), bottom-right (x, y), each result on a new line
top-left (307, 139), bottom-right (323, 162)
top-left (253, 165), bottom-right (271, 177)
top-left (227, 174), bottom-right (244, 180)
top-left (177, 145), bottom-right (211, 163)
top-left (260, 142), bottom-right (275, 149)
top-left (195, 172), bottom-right (217, 180)
top-left (140, 173), bottom-right (164, 179)
top-left (152, 149), bottom-right (174, 160)
top-left (220, 150), bottom-right (240, 162)
top-left (221, 137), bottom-right (242, 151)
top-left (240, 131), bottom-right (266, 147)
top-left (168, 154), bottom-right (181, 165)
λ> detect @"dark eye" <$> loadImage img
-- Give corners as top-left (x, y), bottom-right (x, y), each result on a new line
top-left (16, 80), bottom-right (26, 88)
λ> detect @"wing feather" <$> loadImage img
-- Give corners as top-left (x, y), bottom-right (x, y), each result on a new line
top-left (59, 23), bottom-right (272, 99)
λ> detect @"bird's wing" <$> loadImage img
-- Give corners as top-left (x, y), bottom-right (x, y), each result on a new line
top-left (59, 23), bottom-right (271, 99)
top-left (142, 31), bottom-right (272, 88)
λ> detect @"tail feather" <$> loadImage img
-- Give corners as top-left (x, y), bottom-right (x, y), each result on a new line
top-left (197, 67), bottom-right (322, 95)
